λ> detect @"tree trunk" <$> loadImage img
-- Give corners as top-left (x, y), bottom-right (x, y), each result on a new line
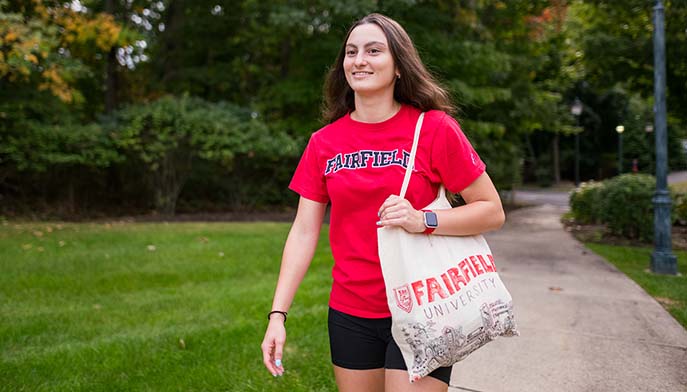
top-left (280, 38), bottom-right (291, 78)
top-left (160, 0), bottom-right (185, 85)
top-left (152, 150), bottom-right (192, 216)
top-left (105, 0), bottom-right (117, 113)
top-left (552, 133), bottom-right (560, 184)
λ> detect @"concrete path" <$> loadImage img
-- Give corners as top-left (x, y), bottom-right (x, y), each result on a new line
top-left (510, 189), bottom-right (570, 208)
top-left (448, 205), bottom-right (687, 391)
top-left (669, 170), bottom-right (687, 185)
top-left (509, 170), bottom-right (687, 209)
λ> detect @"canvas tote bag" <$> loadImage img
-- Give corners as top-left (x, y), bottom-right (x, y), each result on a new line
top-left (378, 113), bottom-right (519, 383)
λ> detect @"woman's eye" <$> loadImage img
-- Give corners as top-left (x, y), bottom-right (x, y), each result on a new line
top-left (346, 50), bottom-right (356, 56)
top-left (369, 48), bottom-right (380, 54)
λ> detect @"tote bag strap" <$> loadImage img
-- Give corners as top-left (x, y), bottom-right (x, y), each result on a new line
top-left (399, 112), bottom-right (425, 199)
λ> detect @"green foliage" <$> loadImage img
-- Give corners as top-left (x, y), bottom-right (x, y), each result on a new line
top-left (467, 126), bottom-right (521, 190)
top-left (569, 180), bottom-right (605, 224)
top-left (571, 175), bottom-right (686, 240)
top-left (109, 95), bottom-right (297, 215)
top-left (600, 174), bottom-right (656, 241)
top-left (1, 121), bottom-right (120, 172)
top-left (674, 191), bottom-right (687, 226)
top-left (3, 1), bottom-right (687, 215)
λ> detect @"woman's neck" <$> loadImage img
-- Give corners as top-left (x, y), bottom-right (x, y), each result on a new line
top-left (350, 94), bottom-right (400, 123)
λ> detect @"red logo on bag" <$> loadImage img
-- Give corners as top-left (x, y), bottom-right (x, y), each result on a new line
top-left (394, 285), bottom-right (413, 313)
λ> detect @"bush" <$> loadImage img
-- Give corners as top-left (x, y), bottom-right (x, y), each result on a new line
top-left (108, 95), bottom-right (298, 215)
top-left (599, 174), bottom-right (656, 241)
top-left (569, 181), bottom-right (605, 224)
top-left (675, 192), bottom-right (687, 226)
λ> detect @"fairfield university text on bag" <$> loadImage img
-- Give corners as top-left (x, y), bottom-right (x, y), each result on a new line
top-left (378, 113), bottom-right (519, 383)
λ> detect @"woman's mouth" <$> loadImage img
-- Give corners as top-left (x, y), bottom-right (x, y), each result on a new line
top-left (352, 71), bottom-right (373, 78)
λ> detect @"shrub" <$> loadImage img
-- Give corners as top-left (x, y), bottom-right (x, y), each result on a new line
top-left (569, 180), bottom-right (605, 224)
top-left (108, 95), bottom-right (297, 215)
top-left (674, 192), bottom-right (687, 226)
top-left (600, 174), bottom-right (656, 241)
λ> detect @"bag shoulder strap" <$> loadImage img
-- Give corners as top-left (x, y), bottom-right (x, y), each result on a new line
top-left (399, 112), bottom-right (424, 199)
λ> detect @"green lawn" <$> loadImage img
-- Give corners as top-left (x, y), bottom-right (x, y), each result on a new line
top-left (585, 243), bottom-right (687, 329)
top-left (0, 221), bottom-right (336, 391)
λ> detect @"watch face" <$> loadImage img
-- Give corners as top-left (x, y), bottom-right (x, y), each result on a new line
top-left (424, 212), bottom-right (438, 228)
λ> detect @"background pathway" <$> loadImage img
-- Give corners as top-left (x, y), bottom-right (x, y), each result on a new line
top-left (448, 204), bottom-right (687, 391)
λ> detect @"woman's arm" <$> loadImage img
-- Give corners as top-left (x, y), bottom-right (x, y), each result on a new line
top-left (261, 197), bottom-right (327, 377)
top-left (377, 172), bottom-right (505, 235)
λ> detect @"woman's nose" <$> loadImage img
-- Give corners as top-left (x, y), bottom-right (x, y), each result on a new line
top-left (354, 52), bottom-right (367, 66)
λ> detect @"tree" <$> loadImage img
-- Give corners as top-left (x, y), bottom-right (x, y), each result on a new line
top-left (109, 95), bottom-right (296, 215)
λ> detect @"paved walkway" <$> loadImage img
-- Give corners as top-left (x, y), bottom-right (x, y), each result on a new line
top-left (448, 204), bottom-right (687, 391)
top-left (669, 170), bottom-right (687, 184)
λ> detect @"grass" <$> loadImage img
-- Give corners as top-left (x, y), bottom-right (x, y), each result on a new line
top-left (670, 180), bottom-right (687, 193)
top-left (0, 221), bottom-right (336, 391)
top-left (585, 243), bottom-right (687, 329)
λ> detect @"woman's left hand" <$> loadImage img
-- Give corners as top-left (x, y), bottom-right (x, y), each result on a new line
top-left (377, 194), bottom-right (425, 233)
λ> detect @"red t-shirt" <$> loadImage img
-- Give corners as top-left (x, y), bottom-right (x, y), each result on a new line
top-left (289, 104), bottom-right (486, 318)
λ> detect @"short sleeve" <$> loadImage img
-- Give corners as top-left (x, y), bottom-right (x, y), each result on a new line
top-left (430, 114), bottom-right (486, 194)
top-left (288, 134), bottom-right (330, 203)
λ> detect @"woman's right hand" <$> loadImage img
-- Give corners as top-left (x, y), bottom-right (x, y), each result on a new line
top-left (261, 317), bottom-right (286, 377)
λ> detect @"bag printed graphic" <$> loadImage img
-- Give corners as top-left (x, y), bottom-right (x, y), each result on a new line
top-left (378, 113), bottom-right (519, 383)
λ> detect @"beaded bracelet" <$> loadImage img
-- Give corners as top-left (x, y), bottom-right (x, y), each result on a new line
top-left (267, 310), bottom-right (288, 323)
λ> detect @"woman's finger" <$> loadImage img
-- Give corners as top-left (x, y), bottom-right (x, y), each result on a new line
top-left (380, 202), bottom-right (413, 220)
top-left (261, 340), bottom-right (278, 376)
top-left (378, 194), bottom-right (402, 217)
top-left (273, 337), bottom-right (285, 376)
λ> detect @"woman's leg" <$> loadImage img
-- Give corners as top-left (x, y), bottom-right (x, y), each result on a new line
top-left (384, 369), bottom-right (448, 392)
top-left (333, 366), bottom-right (385, 392)
top-left (382, 325), bottom-right (452, 391)
top-left (328, 308), bottom-right (388, 391)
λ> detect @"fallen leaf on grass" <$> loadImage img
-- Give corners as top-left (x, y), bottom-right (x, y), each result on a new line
top-left (45, 226), bottom-right (53, 233)
top-left (21, 244), bottom-right (32, 250)
top-left (198, 237), bottom-right (209, 243)
top-left (147, 245), bottom-right (156, 251)
top-left (219, 252), bottom-right (224, 257)
top-left (655, 297), bottom-right (680, 308)
top-left (178, 338), bottom-right (186, 349)
top-left (93, 304), bottom-right (102, 310)
top-left (36, 247), bottom-right (44, 252)
top-left (33, 231), bottom-right (43, 237)
top-left (59, 241), bottom-right (66, 247)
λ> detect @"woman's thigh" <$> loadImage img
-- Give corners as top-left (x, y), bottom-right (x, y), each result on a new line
top-left (385, 369), bottom-right (449, 392)
top-left (333, 365), bottom-right (385, 392)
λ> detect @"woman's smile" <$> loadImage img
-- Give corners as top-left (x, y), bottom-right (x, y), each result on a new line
top-left (343, 23), bottom-right (397, 95)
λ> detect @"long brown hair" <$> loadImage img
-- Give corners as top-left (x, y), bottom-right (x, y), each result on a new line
top-left (322, 13), bottom-right (455, 123)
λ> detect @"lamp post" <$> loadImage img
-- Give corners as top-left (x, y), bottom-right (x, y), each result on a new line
top-left (616, 125), bottom-right (624, 174)
top-left (571, 98), bottom-right (583, 187)
top-left (651, 0), bottom-right (677, 275)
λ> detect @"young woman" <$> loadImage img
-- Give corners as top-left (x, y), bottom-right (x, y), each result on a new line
top-left (260, 13), bottom-right (505, 392)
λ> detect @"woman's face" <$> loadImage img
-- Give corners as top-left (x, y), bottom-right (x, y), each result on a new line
top-left (343, 23), bottom-right (397, 97)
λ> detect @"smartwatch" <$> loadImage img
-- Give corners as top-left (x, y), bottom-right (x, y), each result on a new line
top-left (422, 210), bottom-right (438, 234)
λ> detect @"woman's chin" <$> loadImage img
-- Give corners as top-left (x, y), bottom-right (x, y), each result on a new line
top-left (349, 84), bottom-right (393, 96)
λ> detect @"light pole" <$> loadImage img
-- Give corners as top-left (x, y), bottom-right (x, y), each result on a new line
top-left (651, 0), bottom-right (677, 275)
top-left (571, 98), bottom-right (583, 187)
top-left (616, 125), bottom-right (624, 174)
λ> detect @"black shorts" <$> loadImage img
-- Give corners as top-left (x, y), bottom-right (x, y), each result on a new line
top-left (327, 307), bottom-right (452, 385)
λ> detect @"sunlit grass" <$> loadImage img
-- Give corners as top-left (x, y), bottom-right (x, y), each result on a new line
top-left (670, 180), bottom-right (687, 193)
top-left (0, 221), bottom-right (336, 391)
